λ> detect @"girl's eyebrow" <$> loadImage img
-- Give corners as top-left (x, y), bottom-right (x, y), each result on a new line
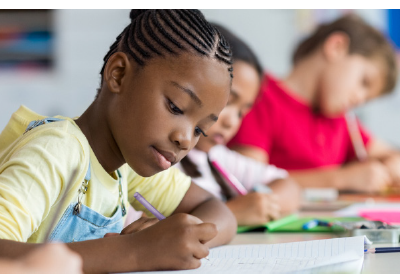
top-left (170, 81), bottom-right (218, 122)
top-left (170, 81), bottom-right (203, 107)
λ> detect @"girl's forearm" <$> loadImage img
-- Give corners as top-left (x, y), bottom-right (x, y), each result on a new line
top-left (0, 239), bottom-right (38, 260)
top-left (67, 234), bottom-right (136, 273)
top-left (0, 236), bottom-right (136, 274)
top-left (188, 197), bottom-right (237, 248)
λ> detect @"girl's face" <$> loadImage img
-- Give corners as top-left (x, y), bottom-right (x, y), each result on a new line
top-left (317, 54), bottom-right (385, 117)
top-left (109, 53), bottom-right (231, 177)
top-left (195, 61), bottom-right (260, 153)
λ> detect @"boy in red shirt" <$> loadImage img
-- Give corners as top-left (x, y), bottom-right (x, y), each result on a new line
top-left (229, 14), bottom-right (400, 193)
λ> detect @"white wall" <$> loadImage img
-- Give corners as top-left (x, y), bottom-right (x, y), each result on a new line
top-left (0, 9), bottom-right (129, 125)
top-left (1, 9), bottom-right (399, 147)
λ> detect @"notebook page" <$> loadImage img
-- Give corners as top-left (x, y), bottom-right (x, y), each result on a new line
top-left (133, 236), bottom-right (365, 274)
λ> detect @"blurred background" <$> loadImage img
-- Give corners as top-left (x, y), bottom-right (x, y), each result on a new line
top-left (0, 9), bottom-right (399, 146)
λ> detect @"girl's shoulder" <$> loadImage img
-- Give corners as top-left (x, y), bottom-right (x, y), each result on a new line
top-left (0, 106), bottom-right (90, 163)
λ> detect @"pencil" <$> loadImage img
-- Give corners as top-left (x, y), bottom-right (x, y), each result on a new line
top-left (345, 111), bottom-right (368, 161)
top-left (210, 160), bottom-right (247, 195)
top-left (134, 192), bottom-right (209, 261)
top-left (134, 192), bottom-right (165, 220)
top-left (365, 247), bottom-right (400, 253)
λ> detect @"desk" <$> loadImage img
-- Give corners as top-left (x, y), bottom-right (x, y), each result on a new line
top-left (230, 231), bottom-right (400, 273)
top-left (227, 192), bottom-right (400, 274)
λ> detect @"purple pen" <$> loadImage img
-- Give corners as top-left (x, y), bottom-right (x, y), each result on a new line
top-left (134, 192), bottom-right (210, 261)
top-left (134, 192), bottom-right (165, 220)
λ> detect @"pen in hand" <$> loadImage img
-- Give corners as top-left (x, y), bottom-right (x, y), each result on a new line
top-left (134, 192), bottom-right (165, 220)
top-left (134, 192), bottom-right (210, 261)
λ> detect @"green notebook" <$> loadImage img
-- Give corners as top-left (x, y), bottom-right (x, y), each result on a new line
top-left (237, 214), bottom-right (364, 233)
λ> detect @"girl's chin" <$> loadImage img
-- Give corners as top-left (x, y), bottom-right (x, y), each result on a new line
top-left (319, 106), bottom-right (345, 117)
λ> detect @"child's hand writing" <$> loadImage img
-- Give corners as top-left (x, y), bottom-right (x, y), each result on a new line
top-left (129, 213), bottom-right (217, 271)
top-left (340, 160), bottom-right (392, 193)
top-left (382, 154), bottom-right (400, 190)
top-left (104, 217), bottom-right (159, 238)
top-left (225, 192), bottom-right (281, 226)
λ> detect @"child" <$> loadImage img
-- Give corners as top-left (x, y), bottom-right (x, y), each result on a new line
top-left (228, 14), bottom-right (400, 193)
top-left (0, 10), bottom-right (237, 273)
top-left (176, 23), bottom-right (301, 227)
top-left (0, 243), bottom-right (82, 274)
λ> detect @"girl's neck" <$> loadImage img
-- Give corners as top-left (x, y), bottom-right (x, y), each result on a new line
top-left (75, 99), bottom-right (125, 174)
top-left (281, 54), bottom-right (323, 107)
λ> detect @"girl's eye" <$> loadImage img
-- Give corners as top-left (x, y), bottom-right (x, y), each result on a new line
top-left (168, 99), bottom-right (183, 115)
top-left (194, 127), bottom-right (208, 137)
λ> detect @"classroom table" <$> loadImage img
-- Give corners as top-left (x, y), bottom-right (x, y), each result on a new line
top-left (229, 232), bottom-right (400, 273)
top-left (228, 191), bottom-right (400, 274)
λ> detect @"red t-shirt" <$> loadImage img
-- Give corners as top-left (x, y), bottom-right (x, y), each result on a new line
top-left (228, 74), bottom-right (372, 171)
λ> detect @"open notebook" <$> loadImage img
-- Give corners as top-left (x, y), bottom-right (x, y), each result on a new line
top-left (134, 236), bottom-right (367, 274)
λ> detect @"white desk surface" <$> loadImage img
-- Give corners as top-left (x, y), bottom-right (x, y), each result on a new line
top-left (229, 232), bottom-right (400, 274)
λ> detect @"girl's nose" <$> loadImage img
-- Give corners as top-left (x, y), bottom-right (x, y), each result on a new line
top-left (170, 129), bottom-right (191, 151)
top-left (352, 91), bottom-right (366, 106)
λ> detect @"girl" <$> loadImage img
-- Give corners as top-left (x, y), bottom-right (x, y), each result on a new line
top-left (229, 14), bottom-right (400, 193)
top-left (0, 10), bottom-right (237, 273)
top-left (176, 23), bottom-right (301, 227)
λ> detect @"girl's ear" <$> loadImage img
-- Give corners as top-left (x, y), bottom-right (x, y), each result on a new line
top-left (104, 52), bottom-right (131, 94)
top-left (322, 31), bottom-right (350, 62)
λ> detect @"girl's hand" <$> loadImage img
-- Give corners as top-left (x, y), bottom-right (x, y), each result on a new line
top-left (129, 213), bottom-right (217, 271)
top-left (226, 192), bottom-right (281, 226)
top-left (341, 160), bottom-right (392, 193)
top-left (104, 217), bottom-right (159, 238)
top-left (382, 155), bottom-right (400, 190)
top-left (8, 243), bottom-right (83, 274)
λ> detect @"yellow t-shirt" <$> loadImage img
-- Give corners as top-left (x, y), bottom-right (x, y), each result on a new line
top-left (0, 106), bottom-right (191, 242)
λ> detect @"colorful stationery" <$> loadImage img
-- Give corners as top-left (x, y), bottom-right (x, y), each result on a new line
top-left (237, 215), bottom-right (365, 233)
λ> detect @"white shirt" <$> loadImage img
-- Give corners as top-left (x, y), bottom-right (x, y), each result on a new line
top-left (175, 145), bottom-right (288, 200)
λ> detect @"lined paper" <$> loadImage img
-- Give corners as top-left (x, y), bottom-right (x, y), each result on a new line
top-left (134, 236), bottom-right (365, 274)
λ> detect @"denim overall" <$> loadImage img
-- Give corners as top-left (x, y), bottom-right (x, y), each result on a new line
top-left (25, 118), bottom-right (126, 243)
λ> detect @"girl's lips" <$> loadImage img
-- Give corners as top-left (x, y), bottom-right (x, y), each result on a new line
top-left (212, 133), bottom-right (225, 145)
top-left (151, 147), bottom-right (172, 170)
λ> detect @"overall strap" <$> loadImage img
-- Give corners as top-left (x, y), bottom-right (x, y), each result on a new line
top-left (25, 117), bottom-right (65, 134)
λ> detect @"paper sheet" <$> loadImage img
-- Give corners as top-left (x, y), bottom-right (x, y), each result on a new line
top-left (334, 202), bottom-right (400, 217)
top-left (134, 236), bottom-right (365, 274)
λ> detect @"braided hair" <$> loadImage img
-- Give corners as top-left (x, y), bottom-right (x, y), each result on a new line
top-left (97, 9), bottom-right (233, 97)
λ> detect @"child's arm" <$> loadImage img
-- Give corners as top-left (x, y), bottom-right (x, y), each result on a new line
top-left (268, 178), bottom-right (301, 213)
top-left (55, 175), bottom-right (234, 272)
top-left (225, 192), bottom-right (281, 226)
top-left (171, 181), bottom-right (237, 248)
top-left (0, 212), bottom-right (220, 273)
top-left (224, 178), bottom-right (300, 226)
top-left (289, 160), bottom-right (392, 193)
top-left (366, 139), bottom-right (400, 188)
top-left (289, 138), bottom-right (399, 192)
top-left (0, 243), bottom-right (82, 274)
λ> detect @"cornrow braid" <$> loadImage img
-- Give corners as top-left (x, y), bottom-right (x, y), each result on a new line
top-left (97, 9), bottom-right (233, 97)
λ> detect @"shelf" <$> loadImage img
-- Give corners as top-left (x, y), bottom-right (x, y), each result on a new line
top-left (0, 9), bottom-right (54, 71)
